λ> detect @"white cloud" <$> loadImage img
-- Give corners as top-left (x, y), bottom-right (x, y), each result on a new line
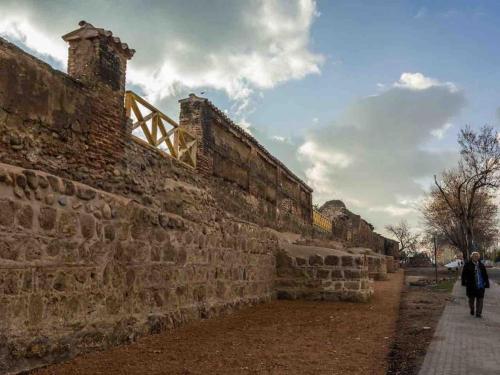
top-left (299, 141), bottom-right (352, 168)
top-left (272, 135), bottom-right (287, 142)
top-left (299, 73), bottom-right (465, 232)
top-left (369, 205), bottom-right (416, 216)
top-left (394, 72), bottom-right (456, 92)
top-left (0, 0), bottom-right (323, 119)
top-left (0, 15), bottom-right (66, 65)
top-left (430, 122), bottom-right (453, 139)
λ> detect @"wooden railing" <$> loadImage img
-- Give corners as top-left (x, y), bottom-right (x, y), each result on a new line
top-left (313, 209), bottom-right (332, 233)
top-left (125, 91), bottom-right (197, 168)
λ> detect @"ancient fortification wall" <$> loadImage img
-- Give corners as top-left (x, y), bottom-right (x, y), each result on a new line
top-left (179, 95), bottom-right (312, 226)
top-left (318, 200), bottom-right (399, 259)
top-left (0, 164), bottom-right (276, 373)
top-left (275, 244), bottom-right (373, 302)
top-left (0, 22), bottom-right (399, 373)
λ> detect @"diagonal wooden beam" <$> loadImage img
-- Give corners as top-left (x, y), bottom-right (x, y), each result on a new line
top-left (132, 112), bottom-right (155, 130)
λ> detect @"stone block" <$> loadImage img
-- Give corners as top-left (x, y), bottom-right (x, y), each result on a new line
top-left (4, 272), bottom-right (20, 295)
top-left (24, 238), bottom-right (42, 261)
top-left (162, 244), bottom-right (177, 262)
top-left (15, 174), bottom-right (27, 189)
top-left (331, 270), bottom-right (343, 279)
top-left (39, 207), bottom-right (57, 231)
top-left (38, 175), bottom-right (49, 189)
top-left (324, 255), bottom-right (339, 266)
top-left (344, 281), bottom-right (360, 290)
top-left (76, 187), bottom-right (96, 201)
top-left (47, 176), bottom-right (62, 192)
top-left (57, 211), bottom-right (78, 237)
top-left (295, 257), bottom-right (306, 266)
top-left (0, 199), bottom-right (16, 227)
top-left (341, 256), bottom-right (353, 267)
top-left (28, 295), bottom-right (44, 326)
top-left (23, 170), bottom-right (39, 189)
top-left (150, 245), bottom-right (161, 262)
top-left (53, 272), bottom-right (67, 292)
top-left (63, 179), bottom-right (76, 196)
top-left (316, 268), bottom-right (330, 279)
top-left (79, 213), bottom-right (95, 239)
top-left (0, 239), bottom-right (18, 261)
top-left (17, 204), bottom-right (34, 229)
top-left (309, 254), bottom-right (323, 266)
top-left (344, 269), bottom-right (361, 280)
top-left (104, 224), bottom-right (115, 241)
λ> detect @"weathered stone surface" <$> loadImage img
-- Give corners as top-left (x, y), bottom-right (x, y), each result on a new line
top-left (317, 269), bottom-right (330, 279)
top-left (18, 204), bottom-right (34, 229)
top-left (341, 256), bottom-right (353, 267)
top-left (63, 180), bottom-right (76, 196)
top-left (24, 171), bottom-right (38, 189)
top-left (0, 199), bottom-right (16, 227)
top-left (324, 255), bottom-right (339, 266)
top-left (0, 239), bottom-right (18, 260)
top-left (53, 272), bottom-right (67, 292)
top-left (15, 174), bottom-right (27, 189)
top-left (76, 187), bottom-right (96, 201)
top-left (24, 238), bottom-right (42, 260)
top-left (344, 269), bottom-right (361, 280)
top-left (39, 207), bottom-right (57, 231)
top-left (104, 224), bottom-right (115, 241)
top-left (79, 213), bottom-right (95, 239)
top-left (275, 243), bottom-right (373, 303)
top-left (57, 212), bottom-right (78, 237)
top-left (28, 295), bottom-right (44, 325)
top-left (102, 204), bottom-right (112, 219)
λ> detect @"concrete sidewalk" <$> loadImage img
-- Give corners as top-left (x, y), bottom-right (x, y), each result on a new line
top-left (419, 280), bottom-right (500, 375)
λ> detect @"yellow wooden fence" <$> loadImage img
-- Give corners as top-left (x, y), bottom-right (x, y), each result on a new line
top-left (313, 209), bottom-right (333, 233)
top-left (125, 90), bottom-right (197, 168)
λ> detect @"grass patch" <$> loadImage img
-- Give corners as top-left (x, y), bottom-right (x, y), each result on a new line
top-left (430, 278), bottom-right (456, 293)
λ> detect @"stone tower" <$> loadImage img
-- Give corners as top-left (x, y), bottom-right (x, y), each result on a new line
top-left (62, 20), bottom-right (135, 93)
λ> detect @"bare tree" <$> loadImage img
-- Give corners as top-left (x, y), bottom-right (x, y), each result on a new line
top-left (427, 125), bottom-right (499, 259)
top-left (385, 220), bottom-right (419, 260)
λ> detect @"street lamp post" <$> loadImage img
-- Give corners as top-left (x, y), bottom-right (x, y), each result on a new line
top-left (434, 236), bottom-right (438, 284)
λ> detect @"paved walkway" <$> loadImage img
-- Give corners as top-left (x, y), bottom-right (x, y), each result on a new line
top-left (419, 279), bottom-right (500, 375)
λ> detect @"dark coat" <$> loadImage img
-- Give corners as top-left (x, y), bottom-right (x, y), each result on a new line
top-left (461, 260), bottom-right (490, 298)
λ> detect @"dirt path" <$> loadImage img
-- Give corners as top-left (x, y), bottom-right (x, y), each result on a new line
top-left (33, 271), bottom-right (404, 375)
top-left (386, 268), bottom-right (455, 375)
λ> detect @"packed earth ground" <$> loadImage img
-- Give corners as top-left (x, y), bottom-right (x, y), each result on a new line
top-left (33, 272), bottom-right (404, 375)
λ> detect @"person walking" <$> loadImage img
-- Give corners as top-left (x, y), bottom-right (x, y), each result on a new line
top-left (461, 251), bottom-right (490, 318)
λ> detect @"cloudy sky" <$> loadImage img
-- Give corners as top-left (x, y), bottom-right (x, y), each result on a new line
top-left (1, 0), bottom-right (499, 235)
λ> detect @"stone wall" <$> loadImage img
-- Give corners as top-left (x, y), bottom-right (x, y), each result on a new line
top-left (0, 25), bottom-right (299, 373)
top-left (0, 163), bottom-right (276, 374)
top-left (0, 35), bottom-right (308, 235)
top-left (179, 95), bottom-right (313, 225)
top-left (275, 244), bottom-right (372, 302)
top-left (0, 22), bottom-right (397, 373)
top-left (318, 200), bottom-right (400, 258)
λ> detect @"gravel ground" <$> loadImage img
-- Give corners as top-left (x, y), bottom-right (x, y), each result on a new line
top-left (33, 271), bottom-right (404, 375)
